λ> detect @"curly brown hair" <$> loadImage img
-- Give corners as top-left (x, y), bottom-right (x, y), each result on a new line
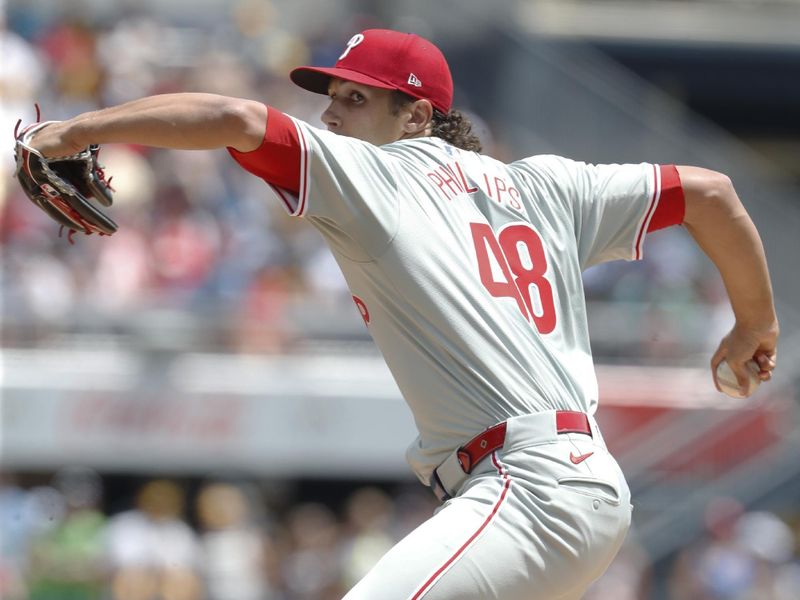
top-left (390, 91), bottom-right (482, 153)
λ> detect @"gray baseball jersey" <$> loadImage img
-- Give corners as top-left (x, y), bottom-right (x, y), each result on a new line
top-left (230, 107), bottom-right (683, 485)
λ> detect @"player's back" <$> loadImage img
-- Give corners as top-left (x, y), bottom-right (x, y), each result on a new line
top-left (324, 137), bottom-right (603, 479)
top-left (233, 115), bottom-right (661, 482)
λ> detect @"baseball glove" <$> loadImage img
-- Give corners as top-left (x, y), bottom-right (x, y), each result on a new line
top-left (14, 118), bottom-right (117, 239)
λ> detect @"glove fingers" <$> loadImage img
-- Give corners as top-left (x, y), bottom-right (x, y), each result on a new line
top-left (50, 192), bottom-right (118, 235)
top-left (22, 176), bottom-right (117, 235)
top-left (17, 174), bottom-right (90, 231)
top-left (50, 153), bottom-right (114, 207)
top-left (87, 176), bottom-right (114, 207)
top-left (41, 196), bottom-right (90, 231)
top-left (88, 145), bottom-right (113, 207)
top-left (57, 192), bottom-right (118, 235)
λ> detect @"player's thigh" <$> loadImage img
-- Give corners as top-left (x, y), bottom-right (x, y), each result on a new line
top-left (342, 475), bottom-right (513, 600)
top-left (343, 478), bottom-right (617, 599)
top-left (416, 470), bottom-right (629, 600)
top-left (344, 448), bottom-right (631, 600)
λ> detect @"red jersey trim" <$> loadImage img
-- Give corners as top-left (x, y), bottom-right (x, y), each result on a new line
top-left (409, 452), bottom-right (511, 599)
top-left (648, 164), bottom-right (685, 232)
top-left (227, 105), bottom-right (305, 215)
top-left (293, 117), bottom-right (310, 217)
top-left (269, 184), bottom-right (296, 214)
top-left (633, 164), bottom-right (661, 260)
top-left (633, 164), bottom-right (686, 260)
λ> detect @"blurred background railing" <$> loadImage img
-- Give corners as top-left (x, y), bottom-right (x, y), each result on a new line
top-left (2, 1), bottom-right (800, 599)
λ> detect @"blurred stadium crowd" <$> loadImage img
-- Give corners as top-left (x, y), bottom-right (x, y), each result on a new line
top-left (0, 470), bottom-right (441, 600)
top-left (1, 1), bottom-right (728, 360)
top-left (2, 469), bottom-right (800, 600)
top-left (2, 2), bottom-right (353, 354)
top-left (3, 2), bottom-right (798, 600)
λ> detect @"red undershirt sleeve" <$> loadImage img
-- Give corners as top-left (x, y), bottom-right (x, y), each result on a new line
top-left (227, 105), bottom-right (301, 195)
top-left (648, 164), bottom-right (685, 232)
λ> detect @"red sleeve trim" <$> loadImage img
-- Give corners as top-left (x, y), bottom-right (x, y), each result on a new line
top-left (633, 164), bottom-right (659, 260)
top-left (633, 164), bottom-right (686, 259)
top-left (295, 123), bottom-right (310, 217)
top-left (227, 105), bottom-right (301, 196)
top-left (647, 164), bottom-right (685, 232)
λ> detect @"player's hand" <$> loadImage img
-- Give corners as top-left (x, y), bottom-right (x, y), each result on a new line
top-left (27, 121), bottom-right (85, 158)
top-left (711, 320), bottom-right (779, 392)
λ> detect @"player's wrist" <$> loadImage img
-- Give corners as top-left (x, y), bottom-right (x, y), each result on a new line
top-left (30, 120), bottom-right (86, 158)
top-left (65, 117), bottom-right (97, 152)
top-left (732, 314), bottom-right (779, 338)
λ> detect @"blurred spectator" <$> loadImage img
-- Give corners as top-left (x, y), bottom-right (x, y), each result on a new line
top-left (774, 562), bottom-right (800, 600)
top-left (669, 497), bottom-right (749, 600)
top-left (195, 481), bottom-right (277, 600)
top-left (279, 502), bottom-right (344, 600)
top-left (105, 479), bottom-right (201, 600)
top-left (338, 487), bottom-right (395, 590)
top-left (87, 226), bottom-right (153, 313)
top-left (584, 530), bottom-right (652, 600)
top-left (36, 16), bottom-right (103, 115)
top-left (232, 263), bottom-right (302, 352)
top-left (734, 510), bottom-right (796, 599)
top-left (668, 497), bottom-right (799, 600)
top-left (389, 485), bottom-right (439, 540)
top-left (0, 2), bottom-right (45, 174)
top-left (0, 473), bottom-right (31, 600)
top-left (9, 249), bottom-right (78, 324)
top-left (97, 15), bottom-right (174, 105)
top-left (25, 467), bottom-right (106, 600)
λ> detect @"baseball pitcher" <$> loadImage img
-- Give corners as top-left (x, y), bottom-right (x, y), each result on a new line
top-left (20, 28), bottom-right (778, 600)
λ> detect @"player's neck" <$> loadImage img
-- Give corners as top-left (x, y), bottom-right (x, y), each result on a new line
top-left (398, 127), bottom-right (432, 142)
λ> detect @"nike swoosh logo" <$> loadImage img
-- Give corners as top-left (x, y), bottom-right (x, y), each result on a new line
top-left (570, 451), bottom-right (594, 465)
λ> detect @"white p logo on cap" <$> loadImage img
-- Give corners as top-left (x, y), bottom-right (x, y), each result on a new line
top-left (339, 33), bottom-right (365, 60)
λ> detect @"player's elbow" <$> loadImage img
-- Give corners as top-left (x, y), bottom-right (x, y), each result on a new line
top-left (701, 170), bottom-right (734, 203)
top-left (679, 166), bottom-right (740, 227)
top-left (681, 166), bottom-right (733, 201)
top-left (224, 99), bottom-right (268, 153)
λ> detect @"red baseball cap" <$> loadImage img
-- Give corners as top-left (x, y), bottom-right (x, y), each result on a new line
top-left (290, 29), bottom-right (453, 114)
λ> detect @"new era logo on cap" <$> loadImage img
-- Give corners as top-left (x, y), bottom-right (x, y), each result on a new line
top-left (289, 29), bottom-right (453, 114)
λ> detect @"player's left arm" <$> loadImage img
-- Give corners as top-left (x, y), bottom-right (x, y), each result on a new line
top-left (678, 165), bottom-right (779, 390)
top-left (27, 93), bottom-right (267, 157)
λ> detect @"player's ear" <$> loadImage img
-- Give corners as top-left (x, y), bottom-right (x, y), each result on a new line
top-left (402, 99), bottom-right (433, 135)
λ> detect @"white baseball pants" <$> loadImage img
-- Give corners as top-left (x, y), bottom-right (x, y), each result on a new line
top-left (343, 412), bottom-right (632, 600)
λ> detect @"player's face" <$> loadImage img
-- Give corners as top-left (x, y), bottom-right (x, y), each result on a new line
top-left (322, 79), bottom-right (409, 145)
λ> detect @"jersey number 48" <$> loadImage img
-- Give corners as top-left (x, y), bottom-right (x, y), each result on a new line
top-left (470, 222), bottom-right (556, 334)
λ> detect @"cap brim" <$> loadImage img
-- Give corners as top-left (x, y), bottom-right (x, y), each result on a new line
top-left (290, 66), bottom-right (396, 96)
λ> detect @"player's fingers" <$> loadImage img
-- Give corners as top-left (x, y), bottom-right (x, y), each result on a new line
top-left (755, 351), bottom-right (776, 370)
top-left (710, 342), bottom-right (727, 372)
top-left (757, 357), bottom-right (776, 370)
top-left (718, 353), bottom-right (757, 390)
top-left (756, 348), bottom-right (775, 364)
top-left (754, 351), bottom-right (776, 382)
top-left (710, 352), bottom-right (725, 393)
top-left (730, 362), bottom-right (752, 390)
